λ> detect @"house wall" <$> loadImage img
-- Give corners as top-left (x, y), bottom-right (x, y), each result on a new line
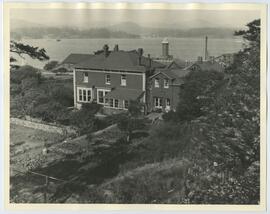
top-left (149, 73), bottom-right (180, 112)
top-left (74, 69), bottom-right (145, 107)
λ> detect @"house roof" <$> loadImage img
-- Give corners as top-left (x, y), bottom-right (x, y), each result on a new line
top-left (150, 68), bottom-right (191, 80)
top-left (75, 50), bottom-right (165, 72)
top-left (62, 54), bottom-right (94, 65)
top-left (166, 58), bottom-right (187, 69)
top-left (104, 88), bottom-right (144, 100)
top-left (187, 61), bottom-right (224, 72)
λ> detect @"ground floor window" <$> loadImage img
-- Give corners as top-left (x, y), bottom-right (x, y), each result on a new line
top-left (166, 98), bottom-right (170, 107)
top-left (154, 97), bottom-right (163, 109)
top-left (97, 89), bottom-right (110, 104)
top-left (77, 87), bottom-right (92, 102)
top-left (123, 100), bottom-right (129, 109)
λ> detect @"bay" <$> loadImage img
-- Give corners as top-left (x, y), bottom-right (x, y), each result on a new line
top-left (17, 37), bottom-right (243, 69)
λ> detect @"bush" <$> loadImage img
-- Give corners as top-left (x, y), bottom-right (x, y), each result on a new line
top-left (53, 67), bottom-right (69, 73)
top-left (10, 65), bottom-right (41, 84)
top-left (43, 60), bottom-right (58, 71)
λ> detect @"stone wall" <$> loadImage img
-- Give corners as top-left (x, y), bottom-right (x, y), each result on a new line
top-left (10, 117), bottom-right (77, 136)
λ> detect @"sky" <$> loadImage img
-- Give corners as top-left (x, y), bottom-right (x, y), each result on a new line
top-left (10, 9), bottom-right (260, 29)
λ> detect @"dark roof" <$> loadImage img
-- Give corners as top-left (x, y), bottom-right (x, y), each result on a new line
top-left (188, 61), bottom-right (224, 72)
top-left (166, 58), bottom-right (187, 69)
top-left (150, 68), bottom-right (191, 80)
top-left (75, 50), bottom-right (165, 72)
top-left (104, 88), bottom-right (144, 100)
top-left (62, 54), bottom-right (94, 65)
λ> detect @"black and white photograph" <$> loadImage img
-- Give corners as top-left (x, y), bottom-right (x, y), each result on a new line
top-left (3, 2), bottom-right (267, 209)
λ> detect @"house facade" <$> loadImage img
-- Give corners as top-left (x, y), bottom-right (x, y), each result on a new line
top-left (148, 68), bottom-right (190, 112)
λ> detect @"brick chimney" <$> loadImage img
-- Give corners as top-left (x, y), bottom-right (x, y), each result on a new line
top-left (103, 44), bottom-right (109, 57)
top-left (138, 48), bottom-right (143, 65)
top-left (114, 44), bottom-right (119, 52)
top-left (197, 56), bottom-right (203, 63)
top-left (209, 56), bottom-right (215, 64)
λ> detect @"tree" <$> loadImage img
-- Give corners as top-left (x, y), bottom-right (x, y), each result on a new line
top-left (10, 40), bottom-right (49, 69)
top-left (44, 60), bottom-right (59, 71)
top-left (117, 100), bottom-right (147, 142)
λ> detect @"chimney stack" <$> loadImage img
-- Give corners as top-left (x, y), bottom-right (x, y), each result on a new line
top-left (197, 56), bottom-right (203, 63)
top-left (148, 54), bottom-right (152, 68)
top-left (114, 44), bottom-right (119, 52)
top-left (103, 44), bottom-right (109, 57)
top-left (209, 56), bottom-right (215, 64)
top-left (138, 48), bottom-right (143, 65)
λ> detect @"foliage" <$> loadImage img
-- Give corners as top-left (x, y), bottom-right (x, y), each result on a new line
top-left (44, 60), bottom-right (59, 71)
top-left (10, 40), bottom-right (49, 68)
top-left (53, 67), bottom-right (69, 73)
top-left (69, 103), bottom-right (102, 135)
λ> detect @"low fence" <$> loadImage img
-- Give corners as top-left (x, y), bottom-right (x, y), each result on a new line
top-left (10, 117), bottom-right (77, 136)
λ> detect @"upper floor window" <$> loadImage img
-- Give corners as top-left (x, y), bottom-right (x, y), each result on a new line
top-left (154, 78), bottom-right (160, 88)
top-left (83, 72), bottom-right (88, 83)
top-left (164, 78), bottom-right (169, 88)
top-left (105, 74), bottom-right (111, 85)
top-left (121, 75), bottom-right (127, 86)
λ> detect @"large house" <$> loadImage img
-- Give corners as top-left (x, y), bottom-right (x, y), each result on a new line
top-left (73, 44), bottom-right (165, 114)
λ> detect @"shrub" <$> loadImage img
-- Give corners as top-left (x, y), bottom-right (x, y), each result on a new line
top-left (53, 67), bottom-right (69, 73)
top-left (43, 60), bottom-right (58, 71)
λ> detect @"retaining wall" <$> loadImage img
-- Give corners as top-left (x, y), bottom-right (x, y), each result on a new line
top-left (10, 117), bottom-right (77, 136)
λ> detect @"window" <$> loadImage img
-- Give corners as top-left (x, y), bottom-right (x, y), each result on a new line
top-left (97, 89), bottom-right (110, 104)
top-left (154, 97), bottom-right (162, 108)
top-left (164, 79), bottom-right (169, 88)
top-left (77, 88), bottom-right (92, 102)
top-left (83, 72), bottom-right (88, 83)
top-left (109, 99), bottom-right (114, 107)
top-left (123, 100), bottom-right (129, 109)
top-left (121, 75), bottom-right (127, 86)
top-left (114, 99), bottom-right (119, 108)
top-left (166, 98), bottom-right (170, 107)
top-left (105, 74), bottom-right (111, 85)
top-left (154, 78), bottom-right (160, 88)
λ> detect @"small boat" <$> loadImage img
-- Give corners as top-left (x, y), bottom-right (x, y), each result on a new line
top-left (56, 39), bottom-right (61, 42)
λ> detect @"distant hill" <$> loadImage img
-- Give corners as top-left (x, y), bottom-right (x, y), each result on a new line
top-left (109, 22), bottom-right (240, 38)
top-left (11, 27), bottom-right (141, 40)
top-left (10, 19), bottom-right (240, 40)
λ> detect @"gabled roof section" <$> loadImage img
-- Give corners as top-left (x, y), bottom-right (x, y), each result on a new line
top-left (166, 58), bottom-right (187, 69)
top-left (150, 68), bottom-right (191, 80)
top-left (75, 50), bottom-right (165, 72)
top-left (62, 54), bottom-right (94, 65)
top-left (187, 61), bottom-right (224, 72)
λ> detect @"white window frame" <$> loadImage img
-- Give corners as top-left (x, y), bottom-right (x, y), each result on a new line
top-left (77, 87), bottom-right (92, 103)
top-left (97, 89), bottom-right (111, 104)
top-left (121, 75), bottom-right (127, 86)
top-left (154, 97), bottom-right (162, 109)
top-left (164, 78), bottom-right (169, 88)
top-left (83, 72), bottom-right (89, 83)
top-left (105, 74), bottom-right (111, 85)
top-left (165, 98), bottom-right (171, 111)
top-left (114, 99), bottom-right (119, 108)
top-left (154, 78), bottom-right (160, 88)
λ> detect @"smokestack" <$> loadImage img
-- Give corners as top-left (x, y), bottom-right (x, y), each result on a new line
top-left (162, 38), bottom-right (169, 59)
top-left (205, 36), bottom-right (208, 60)
top-left (148, 54), bottom-right (152, 68)
top-left (138, 48), bottom-right (143, 65)
top-left (103, 44), bottom-right (109, 57)
top-left (114, 44), bottom-right (119, 52)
